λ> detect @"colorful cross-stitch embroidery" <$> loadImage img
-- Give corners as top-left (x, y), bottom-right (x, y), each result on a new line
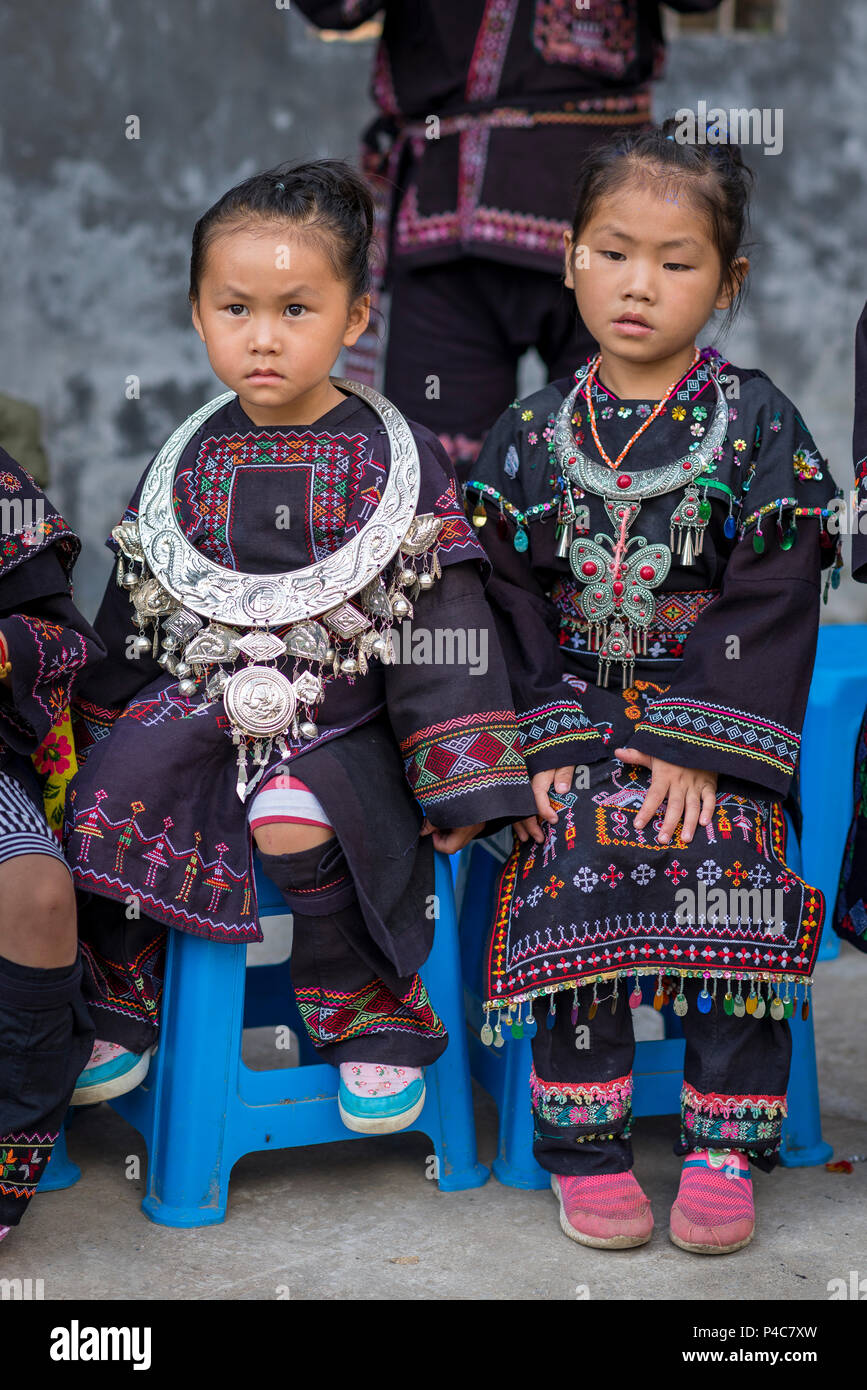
top-left (400, 711), bottom-right (527, 809)
top-left (680, 1081), bottom-right (786, 1157)
top-left (295, 973), bottom-right (445, 1048)
top-left (0, 1131), bottom-right (57, 1202)
top-left (632, 698), bottom-right (800, 780)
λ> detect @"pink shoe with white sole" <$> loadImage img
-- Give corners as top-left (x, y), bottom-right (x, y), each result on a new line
top-left (551, 1170), bottom-right (654, 1249)
top-left (669, 1149), bottom-right (755, 1254)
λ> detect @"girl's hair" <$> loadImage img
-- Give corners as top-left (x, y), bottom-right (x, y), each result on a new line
top-left (189, 157), bottom-right (375, 302)
top-left (570, 115), bottom-right (755, 330)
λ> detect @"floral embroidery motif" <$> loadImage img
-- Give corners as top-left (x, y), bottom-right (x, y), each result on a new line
top-left (531, 1067), bottom-right (633, 1135)
top-left (792, 445), bottom-right (824, 482)
top-left (680, 1082), bottom-right (786, 1156)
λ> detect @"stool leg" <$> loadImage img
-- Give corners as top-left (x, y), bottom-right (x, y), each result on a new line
top-left (140, 931), bottom-right (247, 1226)
top-left (37, 1119), bottom-right (80, 1193)
top-left (492, 1033), bottom-right (549, 1190)
top-left (417, 854), bottom-right (488, 1192)
top-left (780, 1010), bottom-right (833, 1167)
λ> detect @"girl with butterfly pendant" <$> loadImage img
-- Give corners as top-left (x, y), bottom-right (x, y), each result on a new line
top-left (465, 119), bottom-right (842, 1254)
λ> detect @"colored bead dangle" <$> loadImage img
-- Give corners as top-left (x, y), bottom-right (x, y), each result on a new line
top-left (745, 985), bottom-right (758, 1015)
top-left (629, 975), bottom-right (642, 1009)
top-left (511, 1005), bottom-right (524, 1039)
top-left (697, 975), bottom-right (713, 1013)
top-left (770, 992), bottom-right (785, 1021)
top-left (513, 525), bottom-right (529, 553)
top-left (610, 978), bottom-right (620, 1015)
top-left (547, 995), bottom-right (557, 1030)
top-left (570, 987), bottom-right (579, 1027)
top-left (733, 981), bottom-right (746, 1018)
top-left (723, 495), bottom-right (737, 540)
top-left (653, 972), bottom-right (665, 1010)
top-left (588, 984), bottom-right (599, 1021)
top-left (723, 974), bottom-right (734, 1016)
top-left (783, 983), bottom-right (794, 1020)
top-left (753, 983), bottom-right (767, 1020)
top-left (673, 973), bottom-right (688, 1017)
top-left (493, 1010), bottom-right (505, 1048)
top-left (480, 1010), bottom-right (494, 1047)
top-left (471, 499), bottom-right (487, 528)
top-left (525, 1001), bottom-right (537, 1035)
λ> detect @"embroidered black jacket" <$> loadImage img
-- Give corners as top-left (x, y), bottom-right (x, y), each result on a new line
top-left (465, 353), bottom-right (841, 814)
top-left (67, 390), bottom-right (535, 949)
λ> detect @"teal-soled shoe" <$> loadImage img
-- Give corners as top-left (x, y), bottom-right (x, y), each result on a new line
top-left (70, 1041), bottom-right (153, 1106)
top-left (337, 1064), bottom-right (426, 1135)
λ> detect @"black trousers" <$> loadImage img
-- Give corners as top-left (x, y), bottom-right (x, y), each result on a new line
top-left (530, 977), bottom-right (792, 1178)
top-left (0, 953), bottom-right (95, 1226)
top-left (384, 256), bottom-right (596, 477)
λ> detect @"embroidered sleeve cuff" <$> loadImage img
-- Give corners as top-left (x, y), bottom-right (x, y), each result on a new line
top-left (399, 710), bottom-right (535, 825)
top-left (515, 700), bottom-right (608, 778)
top-left (628, 697), bottom-right (800, 794)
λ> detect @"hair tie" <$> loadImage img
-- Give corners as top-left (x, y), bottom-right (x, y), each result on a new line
top-left (666, 134), bottom-right (675, 141)
top-left (275, 180), bottom-right (285, 191)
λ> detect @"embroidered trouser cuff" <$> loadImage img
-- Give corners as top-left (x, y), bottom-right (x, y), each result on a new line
top-left (0, 953), bottom-right (95, 1227)
top-left (529, 977), bottom-right (792, 1175)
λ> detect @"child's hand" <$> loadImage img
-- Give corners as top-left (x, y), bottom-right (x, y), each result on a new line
top-left (419, 820), bottom-right (486, 854)
top-left (614, 747), bottom-right (717, 845)
top-left (513, 766), bottom-right (575, 844)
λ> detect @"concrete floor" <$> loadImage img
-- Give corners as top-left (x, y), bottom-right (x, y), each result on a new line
top-left (4, 944), bottom-right (867, 1301)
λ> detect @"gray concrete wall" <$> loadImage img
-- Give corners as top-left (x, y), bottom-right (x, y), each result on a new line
top-left (0, 0), bottom-right (864, 620)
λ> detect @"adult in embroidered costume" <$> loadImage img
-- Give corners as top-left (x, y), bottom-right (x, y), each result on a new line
top-left (68, 161), bottom-right (534, 1132)
top-left (293, 0), bottom-right (722, 472)
top-left (0, 454), bottom-right (104, 1241)
top-left (466, 122), bottom-right (841, 1252)
top-left (834, 300), bottom-right (867, 955)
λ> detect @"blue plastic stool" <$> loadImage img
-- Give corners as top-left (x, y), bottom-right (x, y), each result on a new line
top-left (800, 625), bottom-right (867, 962)
top-left (459, 806), bottom-right (832, 1189)
top-left (107, 851), bottom-right (487, 1226)
top-left (38, 1123), bottom-right (80, 1193)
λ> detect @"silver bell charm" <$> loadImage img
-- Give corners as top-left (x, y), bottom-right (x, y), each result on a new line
top-left (299, 720), bottom-right (318, 740)
top-left (177, 678), bottom-right (197, 696)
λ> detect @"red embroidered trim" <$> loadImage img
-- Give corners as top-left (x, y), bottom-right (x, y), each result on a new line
top-left (681, 1081), bottom-right (788, 1119)
top-left (530, 1066), bottom-right (633, 1106)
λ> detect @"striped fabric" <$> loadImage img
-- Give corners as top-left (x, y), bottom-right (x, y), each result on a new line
top-left (676, 1150), bottom-right (753, 1224)
top-left (0, 770), bottom-right (70, 871)
top-left (246, 774), bottom-right (332, 833)
top-left (558, 1171), bottom-right (650, 1221)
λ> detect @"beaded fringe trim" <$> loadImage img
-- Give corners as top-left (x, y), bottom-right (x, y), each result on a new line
top-left (481, 965), bottom-right (812, 1045)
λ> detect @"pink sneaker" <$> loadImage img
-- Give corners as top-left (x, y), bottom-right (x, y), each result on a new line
top-left (550, 1171), bottom-right (654, 1249)
top-left (669, 1149), bottom-right (755, 1254)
